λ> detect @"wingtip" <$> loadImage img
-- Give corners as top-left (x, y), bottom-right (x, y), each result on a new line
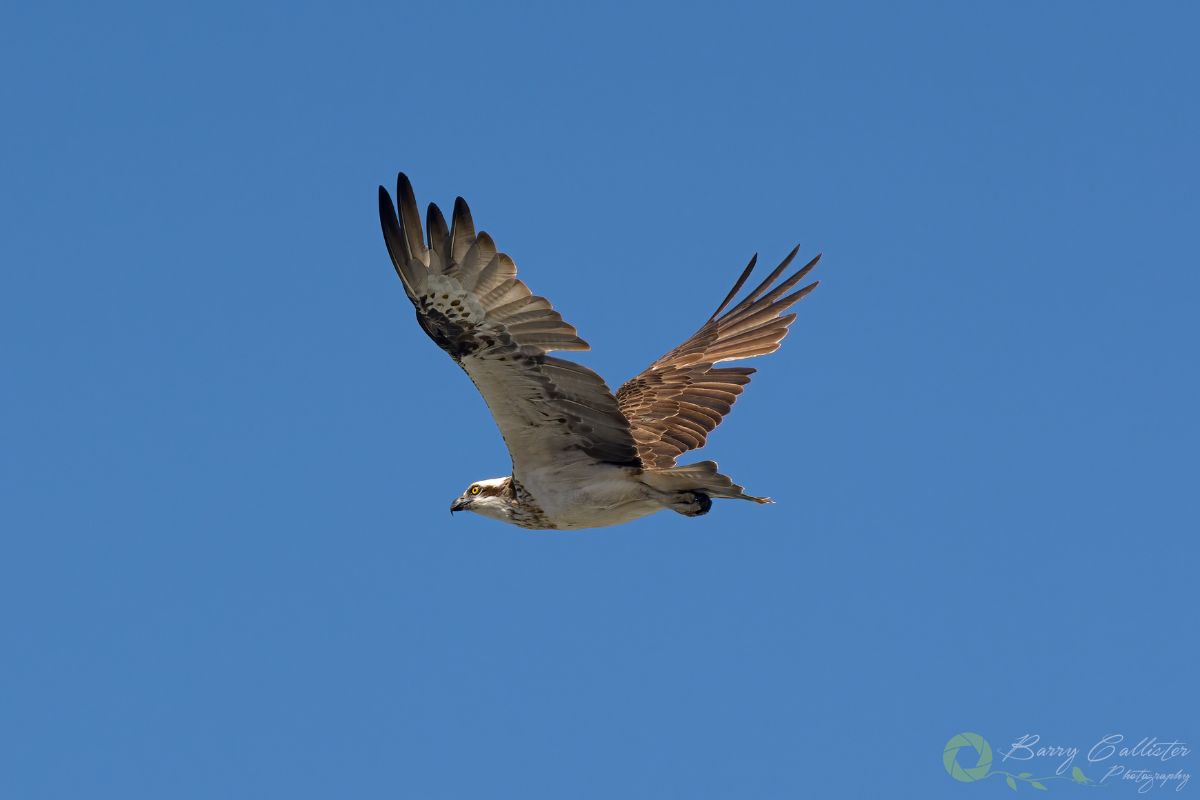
top-left (391, 171), bottom-right (427, 261)
top-left (426, 201), bottom-right (452, 259)
top-left (710, 253), bottom-right (760, 321)
top-left (396, 172), bottom-right (418, 212)
top-left (377, 185), bottom-right (394, 213)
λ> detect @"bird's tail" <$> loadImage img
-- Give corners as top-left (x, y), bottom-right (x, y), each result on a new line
top-left (640, 460), bottom-right (771, 504)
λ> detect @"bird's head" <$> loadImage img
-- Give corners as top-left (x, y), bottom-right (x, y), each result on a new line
top-left (449, 477), bottom-right (513, 522)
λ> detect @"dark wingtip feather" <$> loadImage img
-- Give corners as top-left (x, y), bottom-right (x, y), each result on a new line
top-left (450, 196), bottom-right (476, 261)
top-left (396, 172), bottom-right (414, 198)
top-left (453, 196), bottom-right (472, 223)
top-left (426, 202), bottom-right (450, 256)
top-left (745, 244), bottom-right (800, 302)
top-left (378, 185), bottom-right (394, 219)
top-left (378, 185), bottom-right (416, 293)
top-left (793, 254), bottom-right (821, 284)
top-left (737, 251), bottom-right (822, 315)
top-left (395, 173), bottom-right (425, 261)
top-left (710, 254), bottom-right (758, 321)
top-left (378, 185), bottom-right (405, 257)
top-left (779, 281), bottom-right (820, 308)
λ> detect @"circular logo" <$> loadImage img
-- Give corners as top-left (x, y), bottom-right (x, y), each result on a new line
top-left (943, 732), bottom-right (993, 782)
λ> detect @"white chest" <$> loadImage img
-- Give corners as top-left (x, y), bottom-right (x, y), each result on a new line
top-left (517, 464), bottom-right (663, 530)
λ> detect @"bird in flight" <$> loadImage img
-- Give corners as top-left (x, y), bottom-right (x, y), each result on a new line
top-left (378, 173), bottom-right (821, 530)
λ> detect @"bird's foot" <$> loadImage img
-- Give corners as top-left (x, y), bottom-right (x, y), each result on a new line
top-left (671, 491), bottom-right (712, 517)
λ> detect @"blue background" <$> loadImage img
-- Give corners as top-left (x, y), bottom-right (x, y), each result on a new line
top-left (3, 2), bottom-right (1196, 797)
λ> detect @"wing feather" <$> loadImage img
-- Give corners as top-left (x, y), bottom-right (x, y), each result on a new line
top-left (379, 175), bottom-right (640, 478)
top-left (395, 174), bottom-right (426, 262)
top-left (616, 249), bottom-right (820, 469)
top-left (459, 233), bottom-right (497, 289)
top-left (450, 197), bottom-right (476, 264)
top-left (426, 203), bottom-right (452, 270)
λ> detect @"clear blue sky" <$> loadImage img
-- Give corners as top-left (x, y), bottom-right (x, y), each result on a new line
top-left (3, 2), bottom-right (1196, 798)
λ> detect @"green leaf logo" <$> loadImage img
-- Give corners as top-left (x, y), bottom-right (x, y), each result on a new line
top-left (944, 732), bottom-right (994, 782)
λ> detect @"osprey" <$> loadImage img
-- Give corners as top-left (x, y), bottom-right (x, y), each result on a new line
top-left (379, 173), bottom-right (820, 530)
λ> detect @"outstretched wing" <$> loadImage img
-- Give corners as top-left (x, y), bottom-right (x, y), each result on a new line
top-left (616, 248), bottom-right (821, 469)
top-left (379, 174), bottom-right (640, 480)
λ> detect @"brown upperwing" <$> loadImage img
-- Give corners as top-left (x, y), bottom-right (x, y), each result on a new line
top-left (616, 248), bottom-right (821, 469)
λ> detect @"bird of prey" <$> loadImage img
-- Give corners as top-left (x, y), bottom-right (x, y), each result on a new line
top-left (378, 173), bottom-right (820, 530)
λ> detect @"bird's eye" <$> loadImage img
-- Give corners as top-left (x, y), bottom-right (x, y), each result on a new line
top-left (469, 486), bottom-right (481, 495)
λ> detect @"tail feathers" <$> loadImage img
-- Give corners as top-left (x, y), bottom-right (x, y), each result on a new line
top-left (641, 460), bottom-right (772, 504)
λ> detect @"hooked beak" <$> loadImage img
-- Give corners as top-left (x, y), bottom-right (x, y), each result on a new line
top-left (449, 497), bottom-right (470, 514)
